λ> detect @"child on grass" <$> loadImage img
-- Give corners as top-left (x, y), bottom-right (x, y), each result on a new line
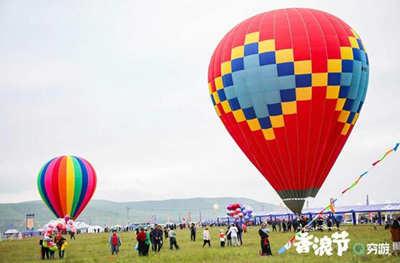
top-left (219, 229), bottom-right (226, 247)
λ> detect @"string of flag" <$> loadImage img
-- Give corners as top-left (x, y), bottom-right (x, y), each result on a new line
top-left (278, 142), bottom-right (399, 254)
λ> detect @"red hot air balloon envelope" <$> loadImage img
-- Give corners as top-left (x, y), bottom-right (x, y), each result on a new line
top-left (37, 156), bottom-right (97, 220)
top-left (208, 8), bottom-right (369, 214)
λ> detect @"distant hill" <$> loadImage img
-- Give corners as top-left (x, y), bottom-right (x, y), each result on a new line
top-left (0, 197), bottom-right (279, 231)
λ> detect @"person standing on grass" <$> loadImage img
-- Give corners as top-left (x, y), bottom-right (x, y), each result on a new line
top-left (226, 226), bottom-right (232, 246)
top-left (258, 223), bottom-right (272, 256)
top-left (335, 216), bottom-right (341, 230)
top-left (390, 216), bottom-right (400, 256)
top-left (190, 223), bottom-right (196, 241)
top-left (287, 220), bottom-right (292, 232)
top-left (327, 217), bottom-right (333, 231)
top-left (144, 228), bottom-right (151, 256)
top-left (282, 219), bottom-right (287, 232)
top-left (168, 228), bottom-right (179, 250)
top-left (150, 227), bottom-right (156, 251)
top-left (317, 216), bottom-right (324, 231)
top-left (47, 240), bottom-right (56, 259)
top-left (237, 223), bottom-right (243, 245)
top-left (39, 238), bottom-right (49, 260)
top-left (242, 223), bottom-right (247, 233)
top-left (136, 228), bottom-right (147, 256)
top-left (69, 230), bottom-right (75, 240)
top-left (272, 220), bottom-right (277, 232)
top-left (228, 224), bottom-right (239, 246)
top-left (219, 229), bottom-right (226, 247)
top-left (109, 230), bottom-right (121, 255)
top-left (164, 227), bottom-right (169, 239)
top-left (153, 225), bottom-right (163, 252)
top-left (312, 218), bottom-right (317, 231)
top-left (54, 232), bottom-right (67, 259)
top-left (202, 227), bottom-right (211, 247)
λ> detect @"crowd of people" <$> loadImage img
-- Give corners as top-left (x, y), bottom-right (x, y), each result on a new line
top-left (104, 216), bottom-right (400, 258)
top-left (36, 214), bottom-right (400, 259)
top-left (108, 224), bottom-right (182, 257)
top-left (268, 215), bottom-right (341, 233)
top-left (39, 230), bottom-right (71, 260)
top-left (106, 222), bottom-right (251, 257)
top-left (104, 221), bottom-right (273, 258)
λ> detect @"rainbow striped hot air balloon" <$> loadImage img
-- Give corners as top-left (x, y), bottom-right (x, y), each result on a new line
top-left (37, 156), bottom-right (97, 219)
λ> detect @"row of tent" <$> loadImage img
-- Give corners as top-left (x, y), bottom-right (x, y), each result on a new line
top-left (1, 222), bottom-right (105, 240)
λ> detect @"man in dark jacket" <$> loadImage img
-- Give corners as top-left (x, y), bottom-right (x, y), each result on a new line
top-left (150, 227), bottom-right (156, 251)
top-left (258, 223), bottom-right (272, 256)
top-left (236, 223), bottom-right (243, 245)
top-left (190, 223), bottom-right (196, 241)
top-left (153, 225), bottom-right (163, 252)
top-left (39, 239), bottom-right (49, 259)
top-left (272, 220), bottom-right (277, 232)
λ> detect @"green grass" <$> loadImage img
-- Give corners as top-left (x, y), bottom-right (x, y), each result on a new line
top-left (0, 225), bottom-right (397, 262)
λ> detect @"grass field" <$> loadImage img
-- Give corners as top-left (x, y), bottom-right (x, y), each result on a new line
top-left (0, 225), bottom-right (398, 262)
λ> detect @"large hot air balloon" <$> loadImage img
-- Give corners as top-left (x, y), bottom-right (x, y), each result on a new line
top-left (208, 8), bottom-right (369, 214)
top-left (37, 156), bottom-right (97, 219)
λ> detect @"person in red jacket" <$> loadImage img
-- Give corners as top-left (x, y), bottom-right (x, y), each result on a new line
top-left (136, 228), bottom-right (147, 256)
top-left (109, 230), bottom-right (121, 255)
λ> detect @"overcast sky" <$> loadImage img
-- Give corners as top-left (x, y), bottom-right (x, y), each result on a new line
top-left (0, 0), bottom-right (399, 208)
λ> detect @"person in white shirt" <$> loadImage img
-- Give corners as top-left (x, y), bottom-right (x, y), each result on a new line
top-left (202, 227), bottom-right (211, 247)
top-left (168, 228), bottom-right (179, 250)
top-left (227, 224), bottom-right (239, 246)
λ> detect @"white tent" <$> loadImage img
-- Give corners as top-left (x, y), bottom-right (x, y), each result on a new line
top-left (4, 229), bottom-right (19, 235)
top-left (88, 225), bottom-right (104, 233)
top-left (74, 222), bottom-right (90, 233)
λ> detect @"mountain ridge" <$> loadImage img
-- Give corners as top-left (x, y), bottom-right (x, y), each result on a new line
top-left (0, 197), bottom-right (280, 231)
